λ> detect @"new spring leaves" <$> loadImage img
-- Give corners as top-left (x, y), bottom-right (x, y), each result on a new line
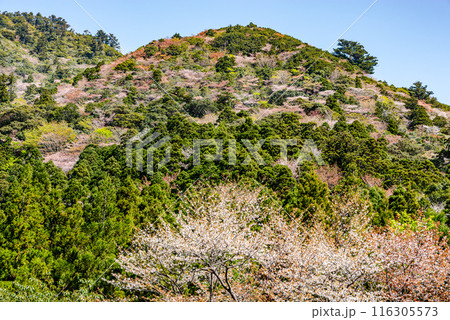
top-left (126, 129), bottom-right (325, 175)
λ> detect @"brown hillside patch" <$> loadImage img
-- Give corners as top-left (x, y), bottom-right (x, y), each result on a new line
top-left (384, 134), bottom-right (402, 145)
top-left (209, 52), bottom-right (225, 60)
top-left (43, 134), bottom-right (90, 173)
top-left (316, 164), bottom-right (343, 188)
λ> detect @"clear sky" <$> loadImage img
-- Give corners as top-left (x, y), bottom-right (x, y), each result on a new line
top-left (1, 0), bottom-right (449, 103)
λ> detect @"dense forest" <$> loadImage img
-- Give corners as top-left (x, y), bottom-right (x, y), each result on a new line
top-left (1, 13), bottom-right (450, 301)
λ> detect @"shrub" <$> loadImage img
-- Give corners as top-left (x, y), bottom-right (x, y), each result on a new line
top-left (304, 59), bottom-right (335, 77)
top-left (268, 91), bottom-right (287, 106)
top-left (153, 69), bottom-right (163, 83)
top-left (185, 37), bottom-right (204, 46)
top-left (320, 77), bottom-right (333, 90)
top-left (215, 92), bottom-right (236, 110)
top-left (185, 99), bottom-right (217, 117)
top-left (387, 117), bottom-right (400, 135)
top-left (191, 50), bottom-right (206, 62)
top-left (165, 43), bottom-right (188, 56)
top-left (212, 27), bottom-right (267, 55)
top-left (361, 76), bottom-right (377, 85)
top-left (326, 95), bottom-right (342, 114)
top-left (144, 45), bottom-right (158, 57)
top-left (217, 106), bottom-right (239, 123)
top-left (255, 65), bottom-right (274, 80)
top-left (35, 87), bottom-right (57, 106)
top-left (0, 73), bottom-right (15, 103)
top-left (114, 59), bottom-right (137, 71)
top-left (52, 103), bottom-right (80, 124)
top-left (123, 86), bottom-right (138, 105)
top-left (433, 115), bottom-right (447, 128)
top-left (205, 29), bottom-right (215, 37)
top-left (24, 122), bottom-right (76, 152)
top-left (91, 127), bottom-right (113, 143)
top-left (408, 105), bottom-right (432, 128)
top-left (0, 29), bottom-right (15, 41)
top-left (215, 55), bottom-right (236, 73)
top-left (342, 61), bottom-right (355, 72)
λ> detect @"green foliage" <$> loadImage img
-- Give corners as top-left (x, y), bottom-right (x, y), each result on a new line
top-left (326, 95), bottom-right (342, 114)
top-left (361, 75), bottom-right (377, 84)
top-left (144, 44), bottom-right (158, 57)
top-left (375, 97), bottom-right (401, 134)
top-left (433, 115), bottom-right (447, 128)
top-left (333, 39), bottom-right (378, 74)
top-left (428, 97), bottom-right (450, 111)
top-left (409, 81), bottom-right (433, 100)
top-left (215, 54), bottom-right (236, 73)
top-left (388, 186), bottom-right (420, 217)
top-left (304, 59), bottom-right (335, 77)
top-left (51, 103), bottom-right (80, 123)
top-left (0, 73), bottom-right (15, 103)
top-left (216, 92), bottom-right (236, 110)
top-left (320, 77), bottom-right (333, 90)
top-left (217, 106), bottom-right (239, 123)
top-left (114, 59), bottom-right (137, 72)
top-left (369, 187), bottom-right (390, 226)
top-left (0, 29), bottom-right (15, 41)
top-left (212, 26), bottom-right (267, 55)
top-left (0, 278), bottom-right (102, 302)
top-left (24, 122), bottom-right (76, 152)
top-left (284, 163), bottom-right (330, 220)
top-left (123, 86), bottom-right (139, 105)
top-left (408, 105), bottom-right (432, 128)
top-left (185, 37), bottom-right (204, 47)
top-left (387, 118), bottom-right (400, 135)
top-left (268, 91), bottom-right (287, 106)
top-left (0, 12), bottom-right (121, 63)
top-left (73, 62), bottom-right (104, 85)
top-left (153, 69), bottom-right (163, 82)
top-left (35, 87), bottom-right (57, 106)
top-left (212, 25), bottom-right (301, 56)
top-left (285, 46), bottom-right (336, 71)
top-left (164, 42), bottom-right (188, 56)
top-left (205, 29), bottom-right (215, 37)
top-left (255, 65), bottom-right (274, 80)
top-left (191, 50), bottom-right (206, 62)
top-left (185, 99), bottom-right (217, 117)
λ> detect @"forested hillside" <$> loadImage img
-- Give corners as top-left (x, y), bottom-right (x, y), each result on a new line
top-left (1, 15), bottom-right (450, 301)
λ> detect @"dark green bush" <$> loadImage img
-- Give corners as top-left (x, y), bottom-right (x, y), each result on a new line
top-left (215, 55), bottom-right (236, 73)
top-left (185, 99), bottom-right (217, 117)
top-left (144, 45), bottom-right (158, 57)
top-left (114, 59), bottom-right (137, 71)
top-left (165, 43), bottom-right (188, 56)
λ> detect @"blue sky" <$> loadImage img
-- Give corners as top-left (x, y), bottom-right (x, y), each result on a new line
top-left (1, 0), bottom-right (449, 103)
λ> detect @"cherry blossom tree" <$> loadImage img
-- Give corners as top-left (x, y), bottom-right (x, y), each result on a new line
top-left (109, 184), bottom-right (276, 301)
top-left (371, 221), bottom-right (450, 302)
top-left (109, 184), bottom-right (450, 302)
